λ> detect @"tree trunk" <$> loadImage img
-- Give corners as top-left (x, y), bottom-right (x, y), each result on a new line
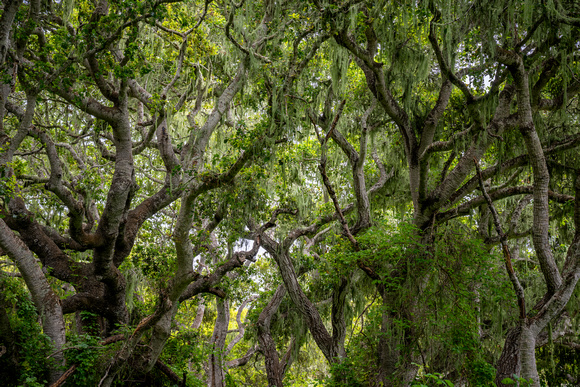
top-left (0, 219), bottom-right (66, 384)
top-left (378, 304), bottom-right (399, 386)
top-left (495, 326), bottom-right (522, 386)
top-left (208, 298), bottom-right (229, 387)
top-left (257, 285), bottom-right (286, 387)
top-left (261, 244), bottom-right (338, 363)
top-left (519, 325), bottom-right (540, 385)
top-left (192, 298), bottom-right (206, 329)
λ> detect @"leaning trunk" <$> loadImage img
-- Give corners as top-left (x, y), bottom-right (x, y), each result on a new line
top-left (0, 219), bottom-right (66, 384)
top-left (257, 285), bottom-right (286, 387)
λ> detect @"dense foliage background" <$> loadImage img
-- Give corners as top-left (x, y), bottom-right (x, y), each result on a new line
top-left (0, 0), bottom-right (579, 386)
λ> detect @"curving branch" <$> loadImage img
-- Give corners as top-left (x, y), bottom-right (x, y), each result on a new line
top-left (31, 128), bottom-right (96, 246)
top-left (225, 346), bottom-right (257, 368)
top-left (419, 125), bottom-right (474, 161)
top-left (224, 296), bottom-right (256, 357)
top-left (437, 185), bottom-right (573, 224)
top-left (224, 0), bottom-right (272, 63)
top-left (178, 238), bottom-right (261, 302)
top-left (508, 51), bottom-right (563, 295)
top-left (428, 14), bottom-right (474, 102)
top-left (256, 284), bottom-right (287, 387)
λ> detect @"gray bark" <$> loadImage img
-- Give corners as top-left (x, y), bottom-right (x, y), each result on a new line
top-left (519, 326), bottom-right (540, 385)
top-left (260, 237), bottom-right (338, 363)
top-left (257, 285), bottom-right (287, 387)
top-left (208, 298), bottom-right (229, 387)
top-left (192, 298), bottom-right (206, 330)
top-left (0, 219), bottom-right (65, 384)
top-left (495, 326), bottom-right (522, 386)
top-left (225, 297), bottom-right (254, 357)
top-left (378, 298), bottom-right (400, 387)
top-left (493, 49), bottom-right (580, 386)
top-left (0, 0), bottom-right (21, 134)
top-left (510, 56), bottom-right (563, 295)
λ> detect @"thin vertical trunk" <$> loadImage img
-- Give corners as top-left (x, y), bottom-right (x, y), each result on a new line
top-left (377, 301), bottom-right (399, 386)
top-left (208, 298), bottom-right (229, 387)
top-left (192, 298), bottom-right (206, 329)
top-left (330, 276), bottom-right (348, 360)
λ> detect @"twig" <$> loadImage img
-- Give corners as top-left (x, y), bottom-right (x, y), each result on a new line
top-left (49, 365), bottom-right (77, 387)
top-left (347, 292), bottom-right (378, 345)
top-left (317, 101), bottom-right (357, 249)
top-left (48, 334), bottom-right (126, 386)
top-left (474, 158), bottom-right (526, 320)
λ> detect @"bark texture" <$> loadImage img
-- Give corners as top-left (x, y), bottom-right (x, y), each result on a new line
top-left (0, 219), bottom-right (65, 383)
top-left (257, 285), bottom-right (287, 387)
